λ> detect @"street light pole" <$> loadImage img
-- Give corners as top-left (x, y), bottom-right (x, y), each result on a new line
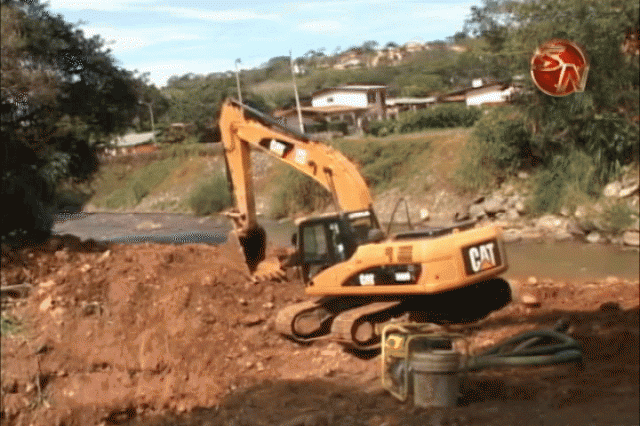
top-left (234, 58), bottom-right (243, 104)
top-left (290, 50), bottom-right (305, 134)
top-left (139, 100), bottom-right (156, 143)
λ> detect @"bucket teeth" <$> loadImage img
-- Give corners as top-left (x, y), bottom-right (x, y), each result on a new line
top-left (251, 258), bottom-right (287, 283)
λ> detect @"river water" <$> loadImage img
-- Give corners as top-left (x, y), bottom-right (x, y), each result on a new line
top-left (53, 212), bottom-right (638, 281)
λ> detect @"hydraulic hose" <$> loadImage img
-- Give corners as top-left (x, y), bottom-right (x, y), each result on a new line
top-left (464, 329), bottom-right (583, 371)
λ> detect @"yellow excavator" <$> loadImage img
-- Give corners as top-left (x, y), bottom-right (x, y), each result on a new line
top-left (220, 98), bottom-right (511, 350)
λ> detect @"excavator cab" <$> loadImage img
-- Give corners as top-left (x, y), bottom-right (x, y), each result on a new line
top-left (295, 209), bottom-right (381, 282)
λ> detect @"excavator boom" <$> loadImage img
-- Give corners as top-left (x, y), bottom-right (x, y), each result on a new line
top-left (220, 98), bottom-right (374, 230)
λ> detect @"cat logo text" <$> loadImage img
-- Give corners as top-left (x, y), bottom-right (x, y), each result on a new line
top-left (463, 240), bottom-right (502, 275)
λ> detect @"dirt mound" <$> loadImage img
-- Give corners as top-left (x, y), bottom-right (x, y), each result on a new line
top-left (1, 238), bottom-right (638, 426)
top-left (1, 239), bottom-right (312, 425)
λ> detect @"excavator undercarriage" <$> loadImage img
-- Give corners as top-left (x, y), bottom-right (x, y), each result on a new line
top-left (276, 278), bottom-right (512, 350)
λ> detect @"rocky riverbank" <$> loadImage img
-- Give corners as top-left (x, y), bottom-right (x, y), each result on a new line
top-left (458, 174), bottom-right (639, 247)
top-left (367, 167), bottom-right (639, 248)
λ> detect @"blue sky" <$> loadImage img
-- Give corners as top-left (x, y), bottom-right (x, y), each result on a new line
top-left (45, 0), bottom-right (482, 88)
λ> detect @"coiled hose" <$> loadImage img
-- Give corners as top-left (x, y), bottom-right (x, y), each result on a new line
top-left (464, 321), bottom-right (583, 371)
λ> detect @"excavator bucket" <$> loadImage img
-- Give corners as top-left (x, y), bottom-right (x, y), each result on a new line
top-left (220, 225), bottom-right (285, 282)
top-left (218, 229), bottom-right (253, 278)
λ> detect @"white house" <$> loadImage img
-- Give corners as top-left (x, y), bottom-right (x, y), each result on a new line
top-left (465, 83), bottom-right (518, 107)
top-left (311, 84), bottom-right (387, 116)
top-left (271, 84), bottom-right (389, 135)
top-left (385, 96), bottom-right (438, 117)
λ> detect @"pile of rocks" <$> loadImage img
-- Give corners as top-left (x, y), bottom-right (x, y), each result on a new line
top-left (462, 177), bottom-right (639, 246)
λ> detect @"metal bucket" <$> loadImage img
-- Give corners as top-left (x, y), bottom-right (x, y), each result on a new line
top-left (411, 349), bottom-right (461, 408)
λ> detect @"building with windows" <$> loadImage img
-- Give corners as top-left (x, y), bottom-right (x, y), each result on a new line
top-left (274, 84), bottom-right (389, 135)
top-left (311, 84), bottom-right (387, 121)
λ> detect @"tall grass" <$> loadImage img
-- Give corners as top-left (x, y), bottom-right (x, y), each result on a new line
top-left (189, 172), bottom-right (232, 216)
top-left (453, 107), bottom-right (533, 193)
top-left (528, 151), bottom-right (600, 214)
top-left (101, 157), bottom-right (180, 209)
top-left (368, 104), bottom-right (482, 136)
top-left (331, 137), bottom-right (431, 190)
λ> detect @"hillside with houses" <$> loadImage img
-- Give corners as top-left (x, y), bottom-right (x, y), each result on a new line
top-left (111, 36), bottom-right (523, 151)
top-left (94, 19), bottom-right (637, 248)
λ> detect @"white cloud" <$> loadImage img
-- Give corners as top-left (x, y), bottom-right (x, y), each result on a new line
top-left (158, 7), bottom-right (280, 22)
top-left (82, 25), bottom-right (202, 53)
top-left (297, 20), bottom-right (342, 34)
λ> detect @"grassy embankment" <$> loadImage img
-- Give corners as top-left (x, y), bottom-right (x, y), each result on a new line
top-left (76, 128), bottom-right (470, 217)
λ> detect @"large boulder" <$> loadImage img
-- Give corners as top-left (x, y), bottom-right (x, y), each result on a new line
top-left (585, 231), bottom-right (603, 244)
top-left (536, 214), bottom-right (564, 231)
top-left (468, 203), bottom-right (486, 220)
top-left (603, 181), bottom-right (622, 198)
top-left (619, 182), bottom-right (639, 198)
top-left (482, 197), bottom-right (505, 215)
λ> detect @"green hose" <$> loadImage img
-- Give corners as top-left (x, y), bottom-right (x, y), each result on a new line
top-left (465, 330), bottom-right (583, 371)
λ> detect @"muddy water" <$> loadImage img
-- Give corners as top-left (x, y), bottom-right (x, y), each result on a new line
top-left (504, 240), bottom-right (638, 281)
top-left (53, 213), bottom-right (638, 281)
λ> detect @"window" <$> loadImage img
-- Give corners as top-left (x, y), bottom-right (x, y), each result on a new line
top-left (367, 91), bottom-right (376, 104)
top-left (328, 222), bottom-right (346, 261)
top-left (327, 96), bottom-right (334, 103)
top-left (302, 223), bottom-right (328, 263)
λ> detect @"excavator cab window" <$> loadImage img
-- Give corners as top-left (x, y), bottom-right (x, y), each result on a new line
top-left (299, 216), bottom-right (359, 282)
top-left (300, 222), bottom-right (331, 280)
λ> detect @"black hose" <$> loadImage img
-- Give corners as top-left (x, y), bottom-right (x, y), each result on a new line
top-left (465, 329), bottom-right (583, 371)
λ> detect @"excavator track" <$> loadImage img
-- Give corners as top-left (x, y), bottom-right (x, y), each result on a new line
top-left (276, 298), bottom-right (403, 349)
top-left (330, 301), bottom-right (402, 350)
top-left (275, 299), bottom-right (331, 342)
top-left (275, 278), bottom-right (512, 350)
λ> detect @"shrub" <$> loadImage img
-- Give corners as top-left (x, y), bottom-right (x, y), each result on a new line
top-left (55, 186), bottom-right (91, 211)
top-left (189, 172), bottom-right (232, 216)
top-left (303, 121), bottom-right (348, 135)
top-left (599, 201), bottom-right (637, 235)
top-left (453, 107), bottom-right (533, 192)
top-left (304, 122), bottom-right (328, 133)
top-left (269, 167), bottom-right (330, 219)
top-left (528, 151), bottom-right (600, 214)
top-left (367, 103), bottom-right (482, 136)
top-left (327, 121), bottom-right (348, 134)
top-left (367, 120), bottom-right (393, 137)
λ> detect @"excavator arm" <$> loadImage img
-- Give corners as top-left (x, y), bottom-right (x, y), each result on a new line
top-left (219, 98), bottom-right (376, 271)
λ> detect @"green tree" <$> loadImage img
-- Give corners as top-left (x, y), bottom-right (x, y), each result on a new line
top-left (464, 0), bottom-right (639, 182)
top-left (1, 0), bottom-right (139, 246)
top-left (361, 40), bottom-right (379, 53)
top-left (132, 72), bottom-right (170, 132)
top-left (163, 73), bottom-right (269, 132)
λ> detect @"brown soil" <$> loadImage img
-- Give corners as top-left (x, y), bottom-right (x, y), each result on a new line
top-left (1, 236), bottom-right (638, 426)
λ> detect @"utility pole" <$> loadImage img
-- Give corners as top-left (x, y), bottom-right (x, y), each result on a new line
top-left (139, 100), bottom-right (155, 143)
top-left (290, 50), bottom-right (305, 134)
top-left (234, 58), bottom-right (243, 104)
